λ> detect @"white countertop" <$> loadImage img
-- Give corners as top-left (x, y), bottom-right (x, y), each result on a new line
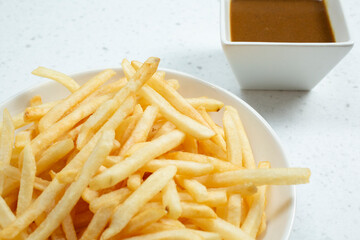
top-left (0, 0), bottom-right (359, 239)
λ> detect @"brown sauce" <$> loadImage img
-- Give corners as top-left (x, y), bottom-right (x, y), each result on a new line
top-left (230, 0), bottom-right (335, 42)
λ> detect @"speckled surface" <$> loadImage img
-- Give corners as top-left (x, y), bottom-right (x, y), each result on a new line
top-left (0, 0), bottom-right (359, 239)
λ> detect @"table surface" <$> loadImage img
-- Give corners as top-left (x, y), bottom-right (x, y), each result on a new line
top-left (0, 0), bottom-right (359, 239)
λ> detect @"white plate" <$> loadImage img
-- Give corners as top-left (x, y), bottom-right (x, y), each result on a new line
top-left (0, 68), bottom-right (295, 240)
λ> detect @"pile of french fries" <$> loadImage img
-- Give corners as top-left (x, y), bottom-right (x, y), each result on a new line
top-left (0, 57), bottom-right (310, 240)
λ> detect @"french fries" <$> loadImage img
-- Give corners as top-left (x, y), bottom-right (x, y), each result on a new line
top-left (0, 58), bottom-right (310, 240)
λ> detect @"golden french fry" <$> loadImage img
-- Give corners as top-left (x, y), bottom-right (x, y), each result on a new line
top-left (225, 106), bottom-right (256, 169)
top-left (140, 85), bottom-right (214, 140)
top-left (89, 130), bottom-right (184, 190)
top-left (38, 69), bottom-right (115, 132)
top-left (176, 177), bottom-right (209, 203)
top-left (191, 218), bottom-right (253, 240)
top-left (162, 179), bottom-right (182, 219)
top-left (36, 138), bottom-right (74, 175)
top-left (24, 101), bottom-right (60, 122)
top-left (89, 188), bottom-right (131, 213)
top-left (119, 105), bottom-right (159, 157)
top-left (138, 222), bottom-right (180, 235)
top-left (210, 184), bottom-right (257, 196)
top-left (195, 168), bottom-right (311, 187)
top-left (100, 166), bottom-right (177, 239)
top-left (0, 196), bottom-right (27, 240)
top-left (79, 206), bottom-right (113, 240)
top-left (76, 57), bottom-right (159, 149)
top-left (143, 159), bottom-right (213, 177)
top-left (198, 106), bottom-right (226, 152)
top-left (223, 107), bottom-right (242, 166)
top-left (226, 194), bottom-right (242, 228)
top-left (164, 151), bottom-right (241, 173)
top-left (32, 67), bottom-right (80, 93)
top-left (186, 97), bottom-right (224, 112)
top-left (181, 202), bottom-right (216, 218)
top-left (16, 144), bottom-right (36, 216)
top-left (122, 229), bottom-right (202, 240)
top-left (61, 214), bottom-right (77, 240)
top-left (127, 173), bottom-right (143, 191)
top-left (120, 207), bottom-right (167, 237)
top-left (26, 130), bottom-right (114, 240)
top-left (0, 109), bottom-right (15, 195)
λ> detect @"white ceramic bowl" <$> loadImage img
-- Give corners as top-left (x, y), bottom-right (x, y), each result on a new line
top-left (0, 69), bottom-right (295, 239)
top-left (220, 0), bottom-right (354, 90)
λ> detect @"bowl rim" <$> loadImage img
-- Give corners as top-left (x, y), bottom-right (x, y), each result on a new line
top-left (219, 0), bottom-right (354, 47)
top-left (0, 67), bottom-right (297, 240)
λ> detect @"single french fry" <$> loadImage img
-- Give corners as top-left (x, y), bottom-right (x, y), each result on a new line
top-left (198, 106), bottom-right (226, 152)
top-left (89, 188), bottom-right (131, 213)
top-left (119, 105), bottom-right (159, 157)
top-left (76, 57), bottom-right (159, 149)
top-left (226, 194), bottom-right (242, 228)
top-left (140, 85), bottom-right (214, 139)
top-left (16, 144), bottom-right (36, 216)
top-left (186, 97), bottom-right (224, 112)
top-left (143, 159), bottom-right (213, 177)
top-left (36, 138), bottom-right (74, 175)
top-left (26, 130), bottom-right (114, 240)
top-left (100, 166), bottom-right (177, 239)
top-left (195, 168), bottom-right (311, 187)
top-left (79, 206), bottom-right (113, 240)
top-left (210, 184), bottom-right (258, 196)
top-left (176, 177), bottom-right (208, 203)
top-left (32, 67), bottom-right (80, 93)
top-left (127, 173), bottom-right (143, 191)
top-left (0, 109), bottom-right (15, 195)
top-left (61, 214), bottom-right (77, 240)
top-left (151, 121), bottom-right (176, 140)
top-left (198, 139), bottom-right (227, 160)
top-left (177, 190), bottom-right (227, 207)
top-left (120, 207), bottom-right (167, 237)
top-left (162, 179), bottom-right (182, 219)
top-left (89, 130), bottom-right (185, 190)
top-left (191, 218), bottom-right (253, 240)
top-left (163, 151), bottom-right (241, 173)
top-left (181, 202), bottom-right (216, 218)
top-left (223, 107), bottom-right (242, 166)
top-left (122, 229), bottom-right (202, 240)
top-left (225, 106), bottom-right (256, 169)
top-left (257, 212), bottom-right (267, 237)
top-left (24, 101), bottom-right (60, 122)
top-left (183, 134), bottom-right (198, 153)
top-left (38, 69), bottom-right (115, 132)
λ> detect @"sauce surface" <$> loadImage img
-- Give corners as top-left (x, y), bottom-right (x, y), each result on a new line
top-left (230, 0), bottom-right (335, 42)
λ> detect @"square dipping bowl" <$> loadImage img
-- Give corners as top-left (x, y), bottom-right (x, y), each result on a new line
top-left (220, 0), bottom-right (354, 90)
